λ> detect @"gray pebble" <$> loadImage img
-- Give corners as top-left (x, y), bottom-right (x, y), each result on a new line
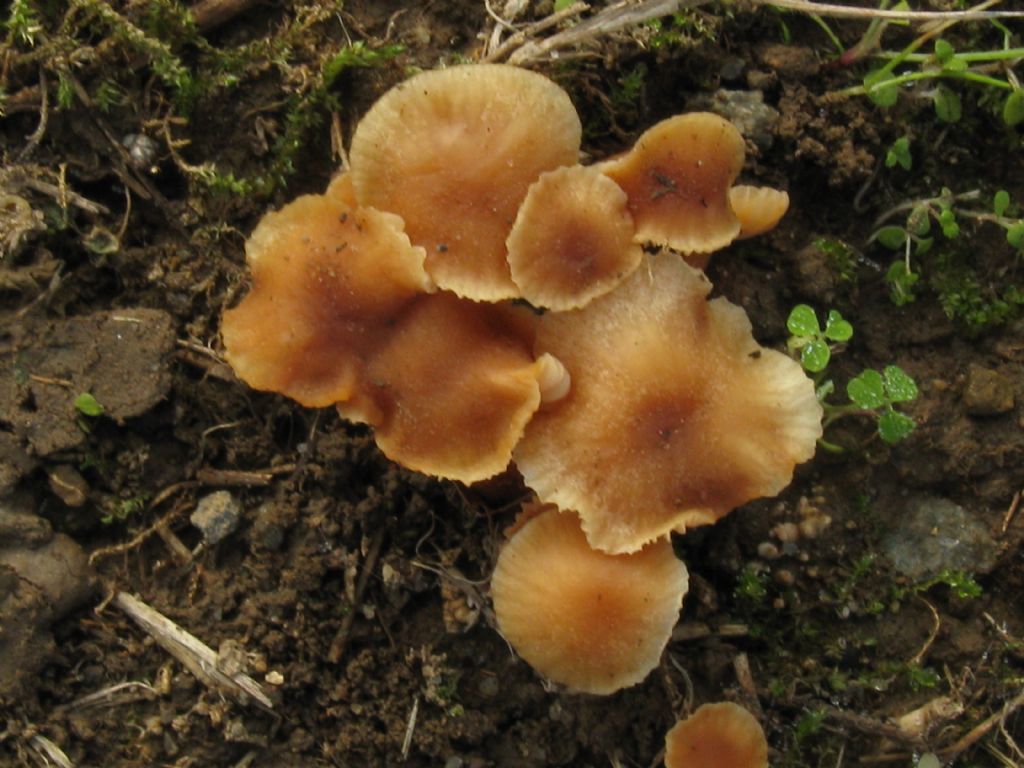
top-left (190, 491), bottom-right (241, 545)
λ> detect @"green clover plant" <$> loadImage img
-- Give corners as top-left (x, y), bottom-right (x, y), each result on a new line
top-left (787, 305), bottom-right (919, 451)
top-left (786, 304), bottom-right (852, 373)
top-left (839, 29), bottom-right (1024, 127)
top-left (869, 187), bottom-right (1024, 311)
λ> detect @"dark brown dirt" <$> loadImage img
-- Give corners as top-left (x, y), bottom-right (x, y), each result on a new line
top-left (1, 2), bottom-right (1023, 767)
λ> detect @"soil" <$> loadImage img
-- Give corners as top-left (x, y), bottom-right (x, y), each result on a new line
top-left (1, 2), bottom-right (1023, 767)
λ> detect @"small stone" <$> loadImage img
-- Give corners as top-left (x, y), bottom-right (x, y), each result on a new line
top-left (774, 569), bottom-right (795, 586)
top-left (757, 44), bottom-right (819, 78)
top-left (477, 675), bottom-right (499, 699)
top-left (122, 133), bottom-right (159, 170)
top-left (757, 541), bottom-right (780, 559)
top-left (771, 522), bottom-right (800, 543)
top-left (190, 491), bottom-right (241, 545)
top-left (265, 670), bottom-right (284, 686)
top-left (881, 494), bottom-right (998, 581)
top-left (963, 364), bottom-right (1015, 416)
top-left (719, 57), bottom-right (746, 82)
top-left (798, 513), bottom-right (832, 539)
top-left (216, 639), bottom-right (247, 677)
top-left (745, 70), bottom-right (776, 91)
top-left (47, 464), bottom-right (89, 507)
top-left (691, 89), bottom-right (780, 150)
top-left (250, 503), bottom-right (285, 553)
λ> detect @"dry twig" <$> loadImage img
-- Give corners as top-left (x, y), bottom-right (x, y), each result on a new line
top-left (113, 592), bottom-right (273, 710)
top-left (328, 528), bottom-right (387, 664)
top-left (754, 0), bottom-right (1024, 21)
top-left (484, 0), bottom-right (1024, 66)
top-left (940, 688), bottom-right (1024, 760)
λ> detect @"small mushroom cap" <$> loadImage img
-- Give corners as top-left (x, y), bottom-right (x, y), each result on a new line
top-left (600, 113), bottom-right (744, 254)
top-left (221, 192), bottom-right (431, 408)
top-left (506, 166), bottom-right (642, 311)
top-left (325, 171), bottom-right (358, 207)
top-left (337, 294), bottom-right (557, 483)
top-left (491, 505), bottom-right (688, 695)
top-left (350, 64), bottom-right (583, 301)
top-left (729, 185), bottom-right (790, 239)
top-left (515, 252), bottom-right (822, 554)
top-left (664, 702), bottom-right (768, 768)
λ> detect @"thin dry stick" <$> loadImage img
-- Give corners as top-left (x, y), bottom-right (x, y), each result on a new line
top-left (16, 176), bottom-right (110, 216)
top-left (88, 485), bottom-right (196, 564)
top-left (757, 0), bottom-right (1024, 20)
top-left (908, 596), bottom-right (942, 666)
top-left (940, 688), bottom-right (1024, 759)
top-left (113, 592), bottom-right (273, 710)
top-left (195, 465), bottom-right (296, 487)
top-left (1000, 490), bottom-right (1021, 534)
top-left (190, 0), bottom-right (259, 32)
top-left (484, 2), bottom-right (591, 62)
top-left (489, 0), bottom-right (1024, 65)
top-left (328, 528), bottom-right (387, 664)
top-left (508, 0), bottom-right (703, 65)
top-left (672, 621), bottom-right (750, 641)
top-left (18, 67), bottom-right (49, 160)
top-left (401, 695), bottom-right (419, 762)
top-left (28, 734), bottom-right (73, 768)
top-left (60, 681), bottom-right (158, 713)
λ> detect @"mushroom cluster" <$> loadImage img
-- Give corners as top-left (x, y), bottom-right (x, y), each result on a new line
top-left (222, 63), bottom-right (820, 698)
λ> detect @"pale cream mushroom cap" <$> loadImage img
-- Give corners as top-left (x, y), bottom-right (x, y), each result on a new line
top-left (506, 165), bottom-right (642, 311)
top-left (221, 190), bottom-right (431, 408)
top-left (336, 295), bottom-right (566, 484)
top-left (514, 252), bottom-right (823, 554)
top-left (350, 64), bottom-right (582, 301)
top-left (600, 112), bottom-right (744, 255)
top-left (664, 702), bottom-right (768, 768)
top-left (729, 185), bottom-right (790, 239)
top-left (491, 505), bottom-right (688, 695)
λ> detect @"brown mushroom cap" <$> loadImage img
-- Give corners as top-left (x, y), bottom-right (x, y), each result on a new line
top-left (325, 171), bottom-right (358, 207)
top-left (506, 165), bottom-right (642, 310)
top-left (337, 294), bottom-right (565, 483)
top-left (491, 505), bottom-right (688, 695)
top-left (600, 113), bottom-right (744, 255)
top-left (514, 252), bottom-right (822, 554)
top-left (730, 185), bottom-right (790, 239)
top-left (664, 702), bottom-right (768, 768)
top-left (221, 191), bottom-right (432, 408)
top-left (350, 64), bottom-right (583, 301)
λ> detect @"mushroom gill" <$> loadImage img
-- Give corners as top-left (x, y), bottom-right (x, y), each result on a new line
top-left (514, 252), bottom-right (822, 554)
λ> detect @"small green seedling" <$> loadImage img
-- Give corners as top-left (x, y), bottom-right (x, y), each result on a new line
top-left (870, 188), bottom-right (1024, 318)
top-left (74, 392), bottom-right (104, 434)
top-left (894, 568), bottom-right (983, 602)
top-left (841, 30), bottom-right (1024, 127)
top-left (885, 136), bottom-right (912, 171)
top-left (786, 305), bottom-right (919, 450)
top-left (74, 392), bottom-right (104, 417)
top-left (786, 304), bottom-right (853, 373)
top-left (100, 495), bottom-right (146, 525)
top-left (841, 367), bottom-right (918, 443)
